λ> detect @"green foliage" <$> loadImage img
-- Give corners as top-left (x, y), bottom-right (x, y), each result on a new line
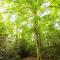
top-left (0, 0), bottom-right (60, 60)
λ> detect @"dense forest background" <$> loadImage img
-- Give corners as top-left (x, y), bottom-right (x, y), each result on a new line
top-left (0, 0), bottom-right (60, 60)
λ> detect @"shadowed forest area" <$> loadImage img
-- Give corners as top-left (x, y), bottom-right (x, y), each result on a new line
top-left (0, 0), bottom-right (60, 60)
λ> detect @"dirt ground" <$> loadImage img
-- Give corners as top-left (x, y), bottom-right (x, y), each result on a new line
top-left (21, 57), bottom-right (51, 60)
top-left (21, 57), bottom-right (37, 60)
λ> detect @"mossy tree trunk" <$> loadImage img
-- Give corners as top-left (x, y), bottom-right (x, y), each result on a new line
top-left (34, 16), bottom-right (42, 60)
top-left (33, 10), bottom-right (42, 60)
top-left (32, 0), bottom-right (42, 59)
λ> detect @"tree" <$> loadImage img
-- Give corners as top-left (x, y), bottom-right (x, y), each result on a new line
top-left (0, 0), bottom-right (60, 60)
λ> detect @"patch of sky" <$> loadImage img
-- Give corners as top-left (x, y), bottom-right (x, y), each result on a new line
top-left (10, 14), bottom-right (17, 22)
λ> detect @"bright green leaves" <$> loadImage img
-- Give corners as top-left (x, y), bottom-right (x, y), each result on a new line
top-left (4, 0), bottom-right (12, 3)
top-left (0, 0), bottom-right (60, 42)
top-left (0, 13), bottom-right (2, 21)
top-left (0, 0), bottom-right (60, 59)
top-left (0, 22), bottom-right (7, 34)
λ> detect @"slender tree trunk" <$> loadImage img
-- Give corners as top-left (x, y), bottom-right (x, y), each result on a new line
top-left (34, 15), bottom-right (42, 60)
top-left (30, 0), bottom-right (42, 59)
top-left (35, 32), bottom-right (42, 60)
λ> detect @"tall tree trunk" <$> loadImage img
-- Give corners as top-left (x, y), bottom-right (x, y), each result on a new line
top-left (35, 30), bottom-right (42, 60)
top-left (30, 0), bottom-right (42, 59)
top-left (34, 15), bottom-right (42, 60)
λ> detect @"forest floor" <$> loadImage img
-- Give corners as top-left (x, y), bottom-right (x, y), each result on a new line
top-left (21, 57), bottom-right (37, 60)
top-left (21, 57), bottom-right (50, 60)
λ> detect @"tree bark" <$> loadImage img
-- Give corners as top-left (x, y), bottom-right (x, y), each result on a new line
top-left (34, 15), bottom-right (42, 60)
top-left (31, 0), bottom-right (42, 60)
